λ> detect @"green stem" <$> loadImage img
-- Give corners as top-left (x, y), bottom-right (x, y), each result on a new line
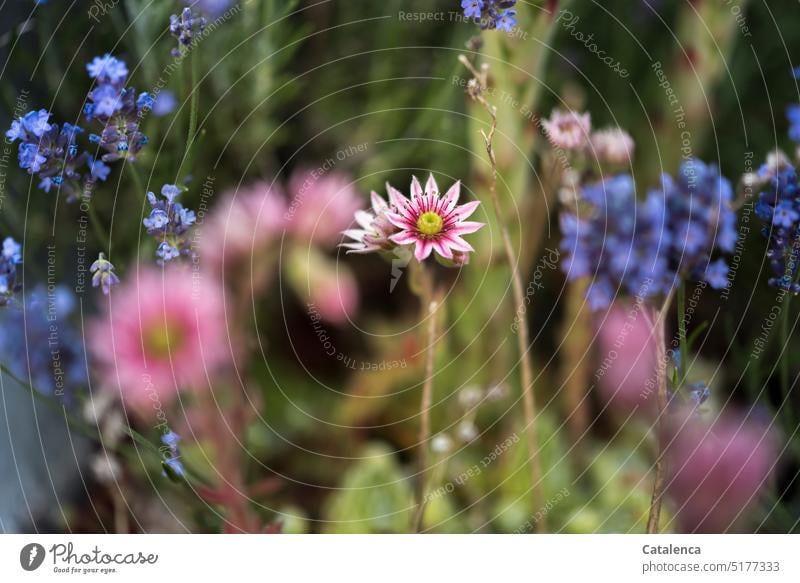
top-left (410, 261), bottom-right (438, 532)
top-left (186, 47), bottom-right (199, 163)
top-left (86, 197), bottom-right (110, 252)
top-left (128, 163), bottom-right (146, 197)
top-left (780, 295), bottom-right (792, 400)
top-left (677, 280), bottom-right (688, 385)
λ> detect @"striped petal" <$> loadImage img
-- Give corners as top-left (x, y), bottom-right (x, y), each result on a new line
top-left (441, 180), bottom-right (461, 212)
top-left (410, 176), bottom-right (424, 199)
top-left (414, 239), bottom-right (434, 261)
top-left (454, 199), bottom-right (480, 220)
top-left (424, 173), bottom-right (439, 197)
top-left (390, 231), bottom-right (419, 246)
top-left (449, 221), bottom-right (484, 235)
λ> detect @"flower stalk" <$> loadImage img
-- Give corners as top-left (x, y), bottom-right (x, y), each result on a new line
top-left (460, 54), bottom-right (545, 531)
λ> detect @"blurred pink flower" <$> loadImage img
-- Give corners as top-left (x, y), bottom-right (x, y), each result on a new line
top-left (90, 266), bottom-right (229, 414)
top-left (285, 169), bottom-right (362, 245)
top-left (542, 109), bottom-right (591, 150)
top-left (309, 260), bottom-right (358, 325)
top-left (286, 246), bottom-right (358, 325)
top-left (594, 300), bottom-right (658, 415)
top-left (666, 412), bottom-right (777, 533)
top-left (590, 127), bottom-right (634, 165)
top-left (200, 181), bottom-right (287, 272)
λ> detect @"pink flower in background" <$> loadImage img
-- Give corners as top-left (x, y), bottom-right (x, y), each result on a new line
top-left (285, 246), bottom-right (358, 324)
top-left (385, 174), bottom-right (483, 262)
top-left (90, 266), bottom-right (229, 414)
top-left (590, 127), bottom-right (634, 164)
top-left (594, 300), bottom-right (658, 415)
top-left (286, 169), bottom-right (362, 245)
top-left (200, 181), bottom-right (287, 271)
top-left (542, 109), bottom-right (591, 150)
top-left (308, 259), bottom-right (359, 324)
top-left (666, 412), bottom-right (777, 533)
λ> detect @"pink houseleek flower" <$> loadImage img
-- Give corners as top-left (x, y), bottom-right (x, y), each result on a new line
top-left (90, 266), bottom-right (229, 414)
top-left (340, 188), bottom-right (398, 254)
top-left (590, 127), bottom-right (635, 165)
top-left (542, 109), bottom-right (591, 150)
top-left (385, 175), bottom-right (483, 262)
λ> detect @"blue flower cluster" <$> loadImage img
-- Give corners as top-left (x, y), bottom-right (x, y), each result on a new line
top-left (5, 54), bottom-right (149, 201)
top-left (560, 159), bottom-right (736, 310)
top-left (461, 0), bottom-right (517, 32)
top-left (90, 253), bottom-right (120, 296)
top-left (143, 184), bottom-right (197, 263)
top-left (560, 175), bottom-right (667, 310)
top-left (755, 167), bottom-right (800, 294)
top-left (0, 237), bottom-right (22, 307)
top-left (85, 54), bottom-right (152, 163)
top-left (0, 285), bottom-right (86, 402)
top-left (5, 110), bottom-right (110, 201)
top-left (658, 159), bottom-right (737, 289)
top-left (169, 7), bottom-right (207, 57)
top-left (160, 430), bottom-right (185, 478)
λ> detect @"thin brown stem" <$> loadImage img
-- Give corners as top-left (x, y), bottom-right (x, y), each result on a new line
top-left (645, 288), bottom-right (676, 533)
top-left (460, 55), bottom-right (546, 531)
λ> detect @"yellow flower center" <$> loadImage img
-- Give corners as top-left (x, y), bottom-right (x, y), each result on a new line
top-left (416, 211), bottom-right (444, 237)
top-left (144, 320), bottom-right (185, 358)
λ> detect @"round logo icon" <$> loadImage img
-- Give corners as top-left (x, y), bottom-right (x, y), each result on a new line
top-left (19, 543), bottom-right (46, 571)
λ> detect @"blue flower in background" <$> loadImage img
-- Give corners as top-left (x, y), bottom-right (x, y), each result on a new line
top-left (0, 237), bottom-right (22, 306)
top-left (560, 174), bottom-right (668, 310)
top-left (90, 253), bottom-right (120, 296)
top-left (143, 184), bottom-right (197, 264)
top-left (756, 167), bottom-right (800, 294)
top-left (5, 116), bottom-right (94, 201)
top-left (461, 0), bottom-right (517, 31)
top-left (160, 430), bottom-right (185, 478)
top-left (461, 0), bottom-right (483, 19)
top-left (657, 158), bottom-right (737, 289)
top-left (0, 286), bottom-right (86, 401)
top-left (186, 0), bottom-right (231, 18)
top-left (84, 55), bottom-right (150, 164)
top-left (152, 90), bottom-right (177, 117)
top-left (169, 7), bottom-right (206, 57)
top-left (86, 54), bottom-right (129, 85)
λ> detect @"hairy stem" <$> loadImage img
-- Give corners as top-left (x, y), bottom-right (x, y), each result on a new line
top-left (646, 288), bottom-right (676, 533)
top-left (460, 55), bottom-right (546, 531)
top-left (413, 267), bottom-right (438, 532)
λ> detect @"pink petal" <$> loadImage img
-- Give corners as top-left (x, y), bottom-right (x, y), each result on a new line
top-left (424, 174), bottom-right (438, 198)
top-left (441, 234), bottom-right (474, 252)
top-left (433, 239), bottom-right (453, 259)
top-left (390, 231), bottom-right (419, 245)
top-left (385, 211), bottom-right (415, 230)
top-left (449, 221), bottom-right (484, 235)
top-left (342, 228), bottom-right (366, 241)
top-left (454, 199), bottom-right (480, 219)
top-left (410, 176), bottom-right (423, 199)
top-left (354, 210), bottom-right (374, 229)
top-left (441, 181), bottom-right (461, 212)
top-left (414, 240), bottom-right (433, 261)
top-left (386, 183), bottom-right (409, 209)
top-left (371, 191), bottom-right (388, 213)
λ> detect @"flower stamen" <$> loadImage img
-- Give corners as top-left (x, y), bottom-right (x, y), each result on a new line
top-left (417, 211), bottom-right (444, 237)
